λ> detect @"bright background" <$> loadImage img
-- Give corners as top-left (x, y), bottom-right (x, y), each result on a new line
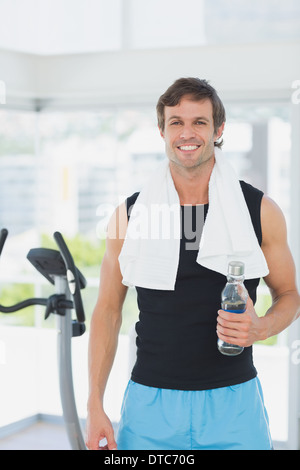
top-left (0, 0), bottom-right (300, 450)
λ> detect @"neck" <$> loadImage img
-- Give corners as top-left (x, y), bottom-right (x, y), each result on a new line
top-left (169, 157), bottom-right (215, 205)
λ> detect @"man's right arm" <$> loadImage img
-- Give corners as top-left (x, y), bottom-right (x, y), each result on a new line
top-left (85, 202), bottom-right (128, 450)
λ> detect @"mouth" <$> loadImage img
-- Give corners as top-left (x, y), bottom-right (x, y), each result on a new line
top-left (177, 144), bottom-right (200, 152)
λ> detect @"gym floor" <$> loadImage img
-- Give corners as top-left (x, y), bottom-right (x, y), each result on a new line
top-left (0, 419), bottom-right (121, 450)
top-left (0, 421), bottom-right (71, 450)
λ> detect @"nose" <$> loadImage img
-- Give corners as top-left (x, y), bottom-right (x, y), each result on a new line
top-left (179, 124), bottom-right (197, 140)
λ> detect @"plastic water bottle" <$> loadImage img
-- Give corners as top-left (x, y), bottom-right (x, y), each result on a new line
top-left (217, 261), bottom-right (248, 356)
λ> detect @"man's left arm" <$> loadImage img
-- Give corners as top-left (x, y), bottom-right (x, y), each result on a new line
top-left (217, 195), bottom-right (300, 347)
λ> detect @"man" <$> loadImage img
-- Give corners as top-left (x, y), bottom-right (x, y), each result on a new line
top-left (85, 78), bottom-right (300, 450)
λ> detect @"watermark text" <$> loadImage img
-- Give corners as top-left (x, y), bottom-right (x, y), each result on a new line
top-left (95, 200), bottom-right (205, 250)
top-left (291, 340), bottom-right (300, 365)
top-left (291, 80), bottom-right (300, 104)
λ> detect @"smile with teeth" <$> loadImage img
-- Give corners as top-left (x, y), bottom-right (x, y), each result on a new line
top-left (178, 145), bottom-right (200, 151)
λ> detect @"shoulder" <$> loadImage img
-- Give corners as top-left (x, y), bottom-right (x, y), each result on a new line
top-left (97, 202), bottom-right (129, 302)
top-left (106, 201), bottom-right (128, 254)
top-left (261, 195), bottom-right (287, 246)
top-left (260, 196), bottom-right (297, 295)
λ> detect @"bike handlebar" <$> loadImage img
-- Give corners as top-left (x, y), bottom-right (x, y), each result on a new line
top-left (53, 231), bottom-right (85, 324)
top-left (0, 228), bottom-right (85, 325)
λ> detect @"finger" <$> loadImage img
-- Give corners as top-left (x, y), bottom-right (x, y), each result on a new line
top-left (107, 431), bottom-right (118, 450)
top-left (98, 431), bottom-right (117, 450)
top-left (218, 308), bottom-right (247, 323)
top-left (86, 438), bottom-right (102, 450)
top-left (217, 323), bottom-right (243, 341)
top-left (86, 432), bottom-right (107, 450)
top-left (217, 320), bottom-right (242, 338)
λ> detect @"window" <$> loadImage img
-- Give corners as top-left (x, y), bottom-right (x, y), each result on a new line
top-left (1, 0), bottom-right (299, 54)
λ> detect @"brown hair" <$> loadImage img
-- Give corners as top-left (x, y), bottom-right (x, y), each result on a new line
top-left (156, 77), bottom-right (226, 148)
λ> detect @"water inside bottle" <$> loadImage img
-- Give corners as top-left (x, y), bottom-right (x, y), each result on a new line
top-left (221, 300), bottom-right (246, 313)
top-left (218, 301), bottom-right (246, 355)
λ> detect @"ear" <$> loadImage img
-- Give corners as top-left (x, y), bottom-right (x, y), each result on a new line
top-left (158, 125), bottom-right (165, 139)
top-left (214, 122), bottom-right (225, 142)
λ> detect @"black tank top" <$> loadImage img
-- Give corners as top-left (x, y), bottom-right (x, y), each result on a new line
top-left (125, 180), bottom-right (263, 390)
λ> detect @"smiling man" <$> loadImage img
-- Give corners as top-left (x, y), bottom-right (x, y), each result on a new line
top-left (161, 98), bottom-right (223, 168)
top-left (159, 96), bottom-right (224, 205)
top-left (86, 78), bottom-right (300, 451)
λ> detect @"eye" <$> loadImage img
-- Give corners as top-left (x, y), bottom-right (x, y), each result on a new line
top-left (195, 120), bottom-right (206, 125)
top-left (170, 121), bottom-right (181, 126)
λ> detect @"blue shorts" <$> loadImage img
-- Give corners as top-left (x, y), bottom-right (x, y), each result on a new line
top-left (116, 377), bottom-right (273, 450)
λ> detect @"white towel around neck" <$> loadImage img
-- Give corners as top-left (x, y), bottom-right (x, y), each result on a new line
top-left (118, 149), bottom-right (269, 290)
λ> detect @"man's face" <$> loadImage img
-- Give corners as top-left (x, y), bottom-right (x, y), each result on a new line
top-left (159, 97), bottom-right (224, 170)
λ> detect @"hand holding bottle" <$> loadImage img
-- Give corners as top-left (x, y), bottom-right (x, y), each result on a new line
top-left (217, 264), bottom-right (266, 354)
top-left (217, 261), bottom-right (248, 356)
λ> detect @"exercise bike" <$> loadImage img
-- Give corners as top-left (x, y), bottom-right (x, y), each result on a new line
top-left (0, 228), bottom-right (87, 450)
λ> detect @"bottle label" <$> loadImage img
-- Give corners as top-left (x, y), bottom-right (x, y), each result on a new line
top-left (222, 302), bottom-right (246, 313)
